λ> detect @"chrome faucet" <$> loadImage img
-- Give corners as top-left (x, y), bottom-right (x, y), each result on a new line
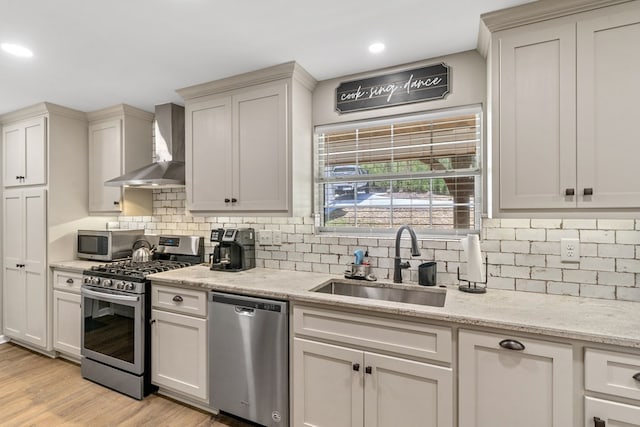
top-left (393, 225), bottom-right (421, 283)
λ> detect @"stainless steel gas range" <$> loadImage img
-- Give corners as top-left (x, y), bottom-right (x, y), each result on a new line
top-left (80, 235), bottom-right (204, 400)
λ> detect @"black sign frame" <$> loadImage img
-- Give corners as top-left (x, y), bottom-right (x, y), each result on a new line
top-left (335, 63), bottom-right (450, 114)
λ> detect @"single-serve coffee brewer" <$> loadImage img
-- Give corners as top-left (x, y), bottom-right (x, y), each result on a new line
top-left (210, 228), bottom-right (256, 272)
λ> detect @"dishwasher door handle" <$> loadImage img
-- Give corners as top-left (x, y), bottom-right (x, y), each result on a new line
top-left (234, 306), bottom-right (256, 316)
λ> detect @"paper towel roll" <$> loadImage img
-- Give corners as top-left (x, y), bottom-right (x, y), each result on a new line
top-left (461, 234), bottom-right (484, 283)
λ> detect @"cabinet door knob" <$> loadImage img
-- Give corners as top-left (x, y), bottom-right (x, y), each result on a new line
top-left (633, 372), bottom-right (640, 381)
top-left (499, 339), bottom-right (525, 351)
top-left (150, 319), bottom-right (156, 325)
top-left (593, 416), bottom-right (605, 427)
top-left (224, 198), bottom-right (231, 203)
top-left (583, 188), bottom-right (594, 196)
top-left (365, 366), bottom-right (372, 374)
top-left (172, 295), bottom-right (184, 303)
top-left (565, 188), bottom-right (575, 196)
top-left (231, 198), bottom-right (237, 203)
top-left (353, 363), bottom-right (360, 372)
top-left (66, 278), bottom-right (74, 284)
top-left (113, 201), bottom-right (120, 205)
top-left (15, 176), bottom-right (20, 181)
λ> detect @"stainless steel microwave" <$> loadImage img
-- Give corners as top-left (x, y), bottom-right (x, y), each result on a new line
top-left (77, 229), bottom-right (144, 261)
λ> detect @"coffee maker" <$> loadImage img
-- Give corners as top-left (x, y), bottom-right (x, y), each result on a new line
top-left (210, 228), bottom-right (256, 271)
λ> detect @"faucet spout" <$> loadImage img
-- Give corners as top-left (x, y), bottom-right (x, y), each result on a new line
top-left (393, 225), bottom-right (421, 283)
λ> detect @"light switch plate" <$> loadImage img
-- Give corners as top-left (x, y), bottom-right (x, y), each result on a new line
top-left (561, 238), bottom-right (580, 263)
top-left (257, 230), bottom-right (272, 246)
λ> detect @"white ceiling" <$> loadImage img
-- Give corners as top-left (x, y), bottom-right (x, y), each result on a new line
top-left (0, 0), bottom-right (534, 116)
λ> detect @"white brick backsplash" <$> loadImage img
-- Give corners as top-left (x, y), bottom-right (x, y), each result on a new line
top-left (368, 247), bottom-right (389, 257)
top-left (296, 243), bottom-right (312, 253)
top-left (515, 279), bottom-right (546, 293)
top-left (531, 219), bottom-right (561, 229)
top-left (617, 231), bottom-right (640, 244)
top-left (515, 254), bottom-right (545, 267)
top-left (421, 241), bottom-right (447, 250)
top-left (563, 269), bottom-right (597, 284)
top-left (563, 219), bottom-right (597, 229)
top-left (320, 254), bottom-right (339, 264)
top-left (531, 267), bottom-right (562, 281)
top-left (487, 277), bottom-right (515, 290)
top-left (339, 237), bottom-right (358, 245)
top-left (547, 229), bottom-right (579, 241)
top-left (501, 219), bottom-right (530, 228)
top-left (515, 229), bottom-right (546, 241)
top-left (488, 252), bottom-right (515, 265)
top-left (580, 284), bottom-right (615, 300)
top-left (312, 263), bottom-right (330, 273)
top-left (501, 266), bottom-right (530, 279)
top-left (312, 244), bottom-right (330, 254)
top-left (545, 255), bottom-right (579, 269)
top-left (580, 257), bottom-right (615, 272)
top-left (329, 245), bottom-right (349, 255)
top-left (598, 244), bottom-right (636, 258)
top-left (581, 230), bottom-right (615, 244)
top-left (486, 228), bottom-right (515, 240)
top-left (288, 252), bottom-right (304, 262)
top-left (435, 250), bottom-right (459, 261)
top-left (617, 259), bottom-right (640, 273)
top-left (547, 282), bottom-right (580, 296)
top-left (598, 271), bottom-right (635, 287)
top-left (295, 262), bottom-right (312, 272)
top-left (531, 242), bottom-right (561, 255)
top-left (617, 287), bottom-right (640, 302)
top-left (501, 241), bottom-right (530, 254)
top-left (481, 240), bottom-right (501, 252)
top-left (580, 243), bottom-right (598, 257)
top-left (482, 218), bottom-right (501, 228)
top-left (264, 260), bottom-right (280, 269)
top-left (598, 219), bottom-right (635, 230)
top-left (329, 264), bottom-right (345, 275)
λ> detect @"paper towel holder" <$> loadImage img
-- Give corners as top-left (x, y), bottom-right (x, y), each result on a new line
top-left (457, 256), bottom-right (488, 294)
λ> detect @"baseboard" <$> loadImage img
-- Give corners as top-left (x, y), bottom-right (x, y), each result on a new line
top-left (0, 335), bottom-right (9, 344)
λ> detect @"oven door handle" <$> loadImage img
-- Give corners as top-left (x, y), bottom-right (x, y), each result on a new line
top-left (82, 288), bottom-right (140, 303)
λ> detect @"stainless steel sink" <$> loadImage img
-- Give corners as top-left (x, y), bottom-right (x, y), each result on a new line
top-left (311, 279), bottom-right (446, 307)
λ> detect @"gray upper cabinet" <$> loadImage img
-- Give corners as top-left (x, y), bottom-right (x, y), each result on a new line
top-left (178, 62), bottom-right (316, 216)
top-left (3, 115), bottom-right (47, 187)
top-left (490, 2), bottom-right (640, 213)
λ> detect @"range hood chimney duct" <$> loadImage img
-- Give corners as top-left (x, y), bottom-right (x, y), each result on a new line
top-left (105, 103), bottom-right (185, 188)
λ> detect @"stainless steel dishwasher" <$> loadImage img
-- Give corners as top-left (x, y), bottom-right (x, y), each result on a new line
top-left (209, 292), bottom-right (288, 426)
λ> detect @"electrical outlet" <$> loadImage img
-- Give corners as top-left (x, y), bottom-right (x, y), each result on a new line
top-left (561, 238), bottom-right (580, 263)
top-left (272, 230), bottom-right (282, 245)
top-left (257, 230), bottom-right (272, 246)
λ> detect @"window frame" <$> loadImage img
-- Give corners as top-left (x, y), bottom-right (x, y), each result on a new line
top-left (313, 105), bottom-right (483, 238)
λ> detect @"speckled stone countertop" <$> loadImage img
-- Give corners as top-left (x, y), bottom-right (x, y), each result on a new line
top-left (148, 265), bottom-right (640, 349)
top-left (50, 260), bottom-right (104, 271)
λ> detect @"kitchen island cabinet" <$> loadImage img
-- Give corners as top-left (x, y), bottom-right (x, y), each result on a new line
top-left (86, 104), bottom-right (153, 215)
top-left (178, 61), bottom-right (316, 216)
top-left (490, 1), bottom-right (640, 212)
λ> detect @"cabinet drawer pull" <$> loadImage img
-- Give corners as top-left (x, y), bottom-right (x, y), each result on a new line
top-left (365, 366), bottom-right (372, 374)
top-left (499, 339), bottom-right (525, 351)
top-left (583, 188), bottom-right (593, 196)
top-left (593, 416), bottom-right (605, 427)
top-left (113, 201), bottom-right (120, 205)
top-left (172, 295), bottom-right (184, 303)
top-left (66, 278), bottom-right (74, 284)
top-left (564, 188), bottom-right (575, 196)
top-left (353, 363), bottom-right (360, 372)
top-left (633, 372), bottom-right (640, 382)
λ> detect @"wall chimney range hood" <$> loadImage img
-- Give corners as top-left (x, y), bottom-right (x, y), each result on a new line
top-left (105, 103), bottom-right (185, 188)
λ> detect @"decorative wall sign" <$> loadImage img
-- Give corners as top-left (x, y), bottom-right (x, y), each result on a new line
top-left (335, 63), bottom-right (450, 113)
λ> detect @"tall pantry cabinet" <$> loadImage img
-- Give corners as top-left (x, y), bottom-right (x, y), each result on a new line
top-left (0, 102), bottom-right (93, 351)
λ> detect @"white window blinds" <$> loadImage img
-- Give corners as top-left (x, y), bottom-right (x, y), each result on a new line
top-left (315, 106), bottom-right (482, 235)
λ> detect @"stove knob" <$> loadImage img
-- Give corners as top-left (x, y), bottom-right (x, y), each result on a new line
top-left (102, 279), bottom-right (112, 287)
top-left (91, 277), bottom-right (101, 285)
top-left (117, 282), bottom-right (125, 290)
top-left (83, 277), bottom-right (91, 284)
top-left (125, 283), bottom-right (135, 291)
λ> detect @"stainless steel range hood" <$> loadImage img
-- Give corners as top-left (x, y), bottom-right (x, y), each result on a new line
top-left (105, 103), bottom-right (185, 188)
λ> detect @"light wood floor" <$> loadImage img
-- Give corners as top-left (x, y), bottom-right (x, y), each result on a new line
top-left (0, 343), bottom-right (253, 426)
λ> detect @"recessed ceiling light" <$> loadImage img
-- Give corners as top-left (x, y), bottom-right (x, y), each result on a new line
top-left (368, 42), bottom-right (385, 54)
top-left (1, 43), bottom-right (34, 58)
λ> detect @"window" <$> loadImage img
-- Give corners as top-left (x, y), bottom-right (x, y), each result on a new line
top-left (315, 106), bottom-right (482, 236)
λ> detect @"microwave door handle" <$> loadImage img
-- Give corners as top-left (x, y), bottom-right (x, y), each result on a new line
top-left (81, 288), bottom-right (140, 303)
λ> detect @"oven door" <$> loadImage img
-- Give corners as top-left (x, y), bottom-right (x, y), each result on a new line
top-left (81, 285), bottom-right (144, 375)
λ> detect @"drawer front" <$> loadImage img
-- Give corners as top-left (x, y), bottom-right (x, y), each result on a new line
top-left (585, 397), bottom-right (640, 427)
top-left (293, 306), bottom-right (452, 363)
top-left (152, 284), bottom-right (207, 317)
top-left (585, 348), bottom-right (640, 400)
top-left (53, 270), bottom-right (83, 292)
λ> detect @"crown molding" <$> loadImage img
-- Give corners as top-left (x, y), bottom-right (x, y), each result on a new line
top-left (86, 104), bottom-right (154, 123)
top-left (0, 102), bottom-right (86, 124)
top-left (176, 61), bottom-right (317, 101)
top-left (481, 0), bottom-right (632, 32)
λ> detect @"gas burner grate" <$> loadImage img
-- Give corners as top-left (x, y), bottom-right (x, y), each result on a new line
top-left (90, 260), bottom-right (194, 278)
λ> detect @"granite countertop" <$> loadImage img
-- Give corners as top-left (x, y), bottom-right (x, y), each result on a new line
top-left (50, 260), bottom-right (105, 271)
top-left (149, 265), bottom-right (640, 350)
